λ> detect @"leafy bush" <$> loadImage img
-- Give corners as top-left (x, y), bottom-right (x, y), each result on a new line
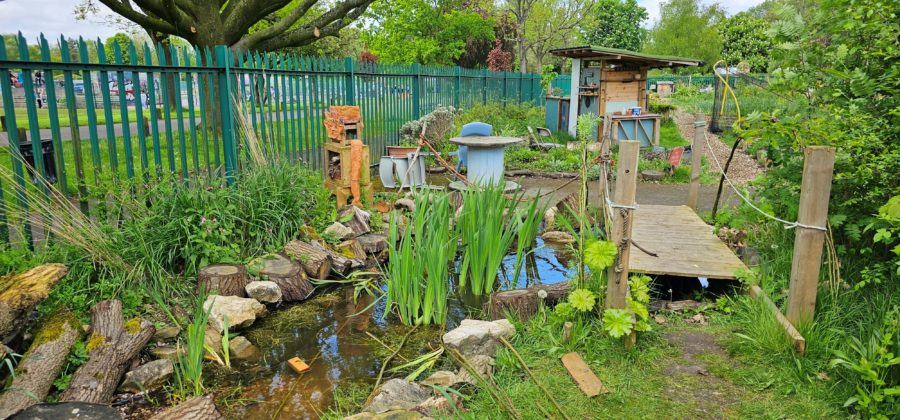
top-left (455, 102), bottom-right (544, 138)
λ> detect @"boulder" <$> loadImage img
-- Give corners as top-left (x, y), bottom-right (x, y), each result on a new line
top-left (541, 230), bottom-right (576, 244)
top-left (442, 319), bottom-right (515, 359)
top-left (149, 345), bottom-right (183, 361)
top-left (228, 336), bottom-right (259, 360)
top-left (357, 233), bottom-right (389, 255)
top-left (152, 325), bottom-right (181, 341)
top-left (203, 295), bottom-right (267, 333)
top-left (118, 359), bottom-right (174, 393)
top-left (364, 379), bottom-right (432, 413)
top-left (245, 281), bottom-right (282, 304)
top-left (337, 206), bottom-right (372, 237)
top-left (455, 354), bottom-right (495, 385)
top-left (345, 410), bottom-right (426, 420)
top-left (419, 371), bottom-right (459, 388)
top-left (393, 198), bottom-right (416, 213)
top-left (415, 395), bottom-right (460, 415)
top-left (543, 207), bottom-right (557, 231)
top-left (323, 222), bottom-right (354, 242)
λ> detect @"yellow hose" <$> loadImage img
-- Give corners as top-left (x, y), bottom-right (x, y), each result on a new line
top-left (713, 60), bottom-right (741, 124)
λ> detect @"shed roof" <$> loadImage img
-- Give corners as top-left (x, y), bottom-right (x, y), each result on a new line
top-left (549, 46), bottom-right (701, 68)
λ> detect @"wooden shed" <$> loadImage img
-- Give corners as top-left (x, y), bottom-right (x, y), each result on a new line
top-left (547, 46), bottom-right (700, 145)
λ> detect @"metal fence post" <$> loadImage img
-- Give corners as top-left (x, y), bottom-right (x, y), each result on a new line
top-left (344, 57), bottom-right (356, 105)
top-left (482, 69), bottom-right (488, 105)
top-left (216, 45), bottom-right (237, 184)
top-left (412, 63), bottom-right (421, 119)
top-left (454, 66), bottom-right (461, 108)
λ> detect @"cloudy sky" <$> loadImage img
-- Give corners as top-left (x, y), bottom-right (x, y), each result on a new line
top-left (1, 0), bottom-right (766, 43)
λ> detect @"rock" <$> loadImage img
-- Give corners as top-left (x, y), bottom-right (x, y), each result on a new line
top-left (203, 295), bottom-right (267, 333)
top-left (245, 281), bottom-right (282, 304)
top-left (454, 355), bottom-right (495, 385)
top-left (228, 336), bottom-right (259, 360)
top-left (345, 410), bottom-right (426, 420)
top-left (543, 207), bottom-right (557, 231)
top-left (204, 327), bottom-right (222, 360)
top-left (357, 233), bottom-right (389, 255)
top-left (420, 371), bottom-right (459, 387)
top-left (393, 198), bottom-right (416, 213)
top-left (415, 395), bottom-right (459, 415)
top-left (118, 359), bottom-right (173, 393)
top-left (323, 222), bottom-right (354, 242)
top-left (150, 345), bottom-right (183, 361)
top-left (10, 402), bottom-right (122, 419)
top-left (336, 239), bottom-right (367, 260)
top-left (442, 319), bottom-right (516, 359)
top-left (337, 206), bottom-right (372, 237)
top-left (641, 170), bottom-right (666, 182)
top-left (541, 230), bottom-right (576, 244)
top-left (152, 325), bottom-right (181, 341)
top-left (364, 379), bottom-right (432, 413)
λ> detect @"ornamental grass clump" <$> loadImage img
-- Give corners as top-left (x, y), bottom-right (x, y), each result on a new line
top-left (457, 185), bottom-right (521, 296)
top-left (385, 190), bottom-right (457, 326)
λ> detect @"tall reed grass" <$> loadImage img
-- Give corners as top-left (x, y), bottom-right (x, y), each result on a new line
top-left (456, 185), bottom-right (521, 296)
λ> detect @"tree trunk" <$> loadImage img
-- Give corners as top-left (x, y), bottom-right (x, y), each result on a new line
top-left (60, 300), bottom-right (155, 404)
top-left (257, 254), bottom-right (313, 302)
top-left (336, 206), bottom-right (371, 237)
top-left (0, 263), bottom-right (68, 340)
top-left (485, 282), bottom-right (570, 321)
top-left (150, 396), bottom-right (224, 420)
top-left (284, 240), bottom-right (333, 279)
top-left (0, 310), bottom-right (80, 418)
top-left (198, 264), bottom-right (250, 297)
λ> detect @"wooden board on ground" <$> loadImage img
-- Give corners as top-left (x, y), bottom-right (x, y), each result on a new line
top-left (629, 205), bottom-right (747, 280)
top-left (560, 352), bottom-right (608, 397)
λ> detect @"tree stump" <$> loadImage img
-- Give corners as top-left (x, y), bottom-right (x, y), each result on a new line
top-left (0, 264), bottom-right (68, 339)
top-left (0, 310), bottom-right (81, 418)
top-left (337, 205), bottom-right (371, 237)
top-left (60, 300), bottom-right (155, 404)
top-left (149, 396), bottom-right (223, 420)
top-left (485, 282), bottom-right (571, 321)
top-left (336, 239), bottom-right (367, 260)
top-left (256, 254), bottom-right (313, 302)
top-left (198, 264), bottom-right (250, 297)
top-left (284, 240), bottom-right (332, 279)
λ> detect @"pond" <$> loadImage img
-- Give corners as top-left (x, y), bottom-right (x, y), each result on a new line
top-left (207, 235), bottom-right (575, 419)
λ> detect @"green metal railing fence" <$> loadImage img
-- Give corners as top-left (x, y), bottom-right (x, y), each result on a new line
top-left (546, 74), bottom-right (717, 98)
top-left (0, 33), bottom-right (542, 245)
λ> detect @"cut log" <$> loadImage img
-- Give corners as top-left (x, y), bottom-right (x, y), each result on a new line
top-left (198, 264), bottom-right (249, 297)
top-left (311, 240), bottom-right (363, 275)
top-left (284, 240), bottom-right (333, 279)
top-left (0, 264), bottom-right (68, 339)
top-left (149, 396), bottom-right (223, 420)
top-left (256, 254), bottom-right (313, 302)
top-left (485, 282), bottom-right (571, 321)
top-left (556, 193), bottom-right (593, 228)
top-left (337, 205), bottom-right (371, 237)
top-left (60, 300), bottom-right (155, 404)
top-left (0, 310), bottom-right (81, 418)
top-left (8, 402), bottom-right (121, 419)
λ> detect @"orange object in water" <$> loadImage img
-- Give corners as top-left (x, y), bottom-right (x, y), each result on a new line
top-left (287, 357), bottom-right (310, 374)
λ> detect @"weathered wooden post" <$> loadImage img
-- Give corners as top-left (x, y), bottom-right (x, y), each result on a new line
top-left (786, 146), bottom-right (835, 325)
top-left (687, 113), bottom-right (706, 210)
top-left (606, 140), bottom-right (640, 310)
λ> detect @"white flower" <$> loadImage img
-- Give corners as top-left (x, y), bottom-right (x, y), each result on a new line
top-left (537, 290), bottom-right (548, 299)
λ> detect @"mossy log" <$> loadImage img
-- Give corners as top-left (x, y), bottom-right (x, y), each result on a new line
top-left (311, 241), bottom-right (363, 275)
top-left (149, 396), bottom-right (223, 420)
top-left (257, 254), bottom-right (313, 302)
top-left (60, 300), bottom-right (154, 404)
top-left (198, 264), bottom-right (250, 297)
top-left (485, 282), bottom-right (571, 321)
top-left (336, 239), bottom-right (367, 260)
top-left (0, 309), bottom-right (81, 418)
top-left (337, 205), bottom-right (371, 237)
top-left (284, 240), bottom-right (333, 279)
top-left (0, 264), bottom-right (68, 339)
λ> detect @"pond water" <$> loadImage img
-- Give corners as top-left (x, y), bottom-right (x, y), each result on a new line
top-left (209, 237), bottom-right (575, 419)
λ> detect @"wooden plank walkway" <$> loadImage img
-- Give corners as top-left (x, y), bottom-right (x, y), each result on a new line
top-left (629, 204), bottom-right (747, 280)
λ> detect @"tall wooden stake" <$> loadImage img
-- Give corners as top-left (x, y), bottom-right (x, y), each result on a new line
top-left (786, 146), bottom-right (835, 325)
top-left (687, 113), bottom-right (706, 210)
top-left (606, 140), bottom-right (640, 310)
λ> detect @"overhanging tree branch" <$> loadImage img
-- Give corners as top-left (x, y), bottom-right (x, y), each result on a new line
top-left (247, 0), bottom-right (373, 51)
top-left (97, 0), bottom-right (177, 34)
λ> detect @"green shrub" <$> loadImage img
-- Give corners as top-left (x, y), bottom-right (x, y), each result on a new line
top-left (455, 102), bottom-right (544, 138)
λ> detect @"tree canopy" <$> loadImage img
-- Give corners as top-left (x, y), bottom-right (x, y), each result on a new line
top-left (644, 0), bottom-right (725, 72)
top-left (78, 0), bottom-right (374, 50)
top-left (579, 0), bottom-right (648, 52)
top-left (717, 12), bottom-right (772, 73)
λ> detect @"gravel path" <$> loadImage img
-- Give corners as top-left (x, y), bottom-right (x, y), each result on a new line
top-left (675, 110), bottom-right (764, 185)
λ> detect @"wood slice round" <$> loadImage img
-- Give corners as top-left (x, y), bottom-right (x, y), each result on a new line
top-left (198, 264), bottom-right (249, 297)
top-left (259, 254), bottom-right (314, 302)
top-left (486, 289), bottom-right (537, 321)
top-left (284, 240), bottom-right (332, 279)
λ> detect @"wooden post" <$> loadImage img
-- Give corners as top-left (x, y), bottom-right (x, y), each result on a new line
top-left (687, 113), bottom-right (705, 210)
top-left (606, 141), bottom-right (640, 310)
top-left (786, 146), bottom-right (835, 325)
top-left (567, 59), bottom-right (581, 137)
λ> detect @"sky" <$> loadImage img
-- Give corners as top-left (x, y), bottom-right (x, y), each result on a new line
top-left (1, 0), bottom-right (767, 43)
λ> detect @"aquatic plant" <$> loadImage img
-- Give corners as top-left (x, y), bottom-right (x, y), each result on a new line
top-left (510, 195), bottom-right (546, 285)
top-left (457, 185), bottom-right (521, 296)
top-left (173, 293), bottom-right (212, 400)
top-left (384, 190), bottom-right (457, 325)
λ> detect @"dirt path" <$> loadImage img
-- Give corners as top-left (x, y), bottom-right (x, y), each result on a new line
top-left (662, 328), bottom-right (742, 418)
top-left (674, 110), bottom-right (763, 185)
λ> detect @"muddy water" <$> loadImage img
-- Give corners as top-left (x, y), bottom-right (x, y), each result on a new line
top-left (213, 177), bottom-right (578, 419)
